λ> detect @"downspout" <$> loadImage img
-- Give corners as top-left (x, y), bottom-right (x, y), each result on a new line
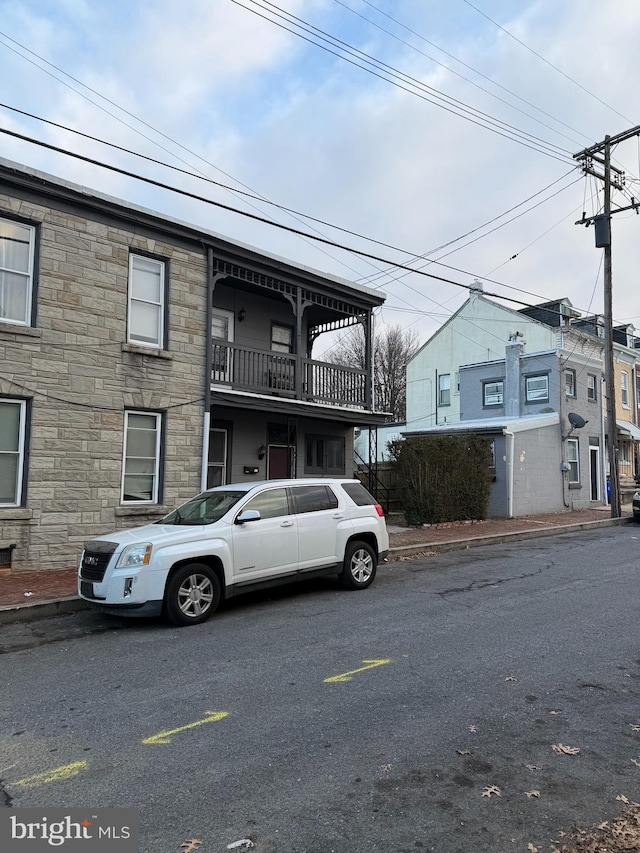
top-left (504, 429), bottom-right (514, 518)
top-left (200, 247), bottom-right (215, 492)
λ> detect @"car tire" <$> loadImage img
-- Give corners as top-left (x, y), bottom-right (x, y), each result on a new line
top-left (341, 541), bottom-right (377, 590)
top-left (164, 563), bottom-right (221, 626)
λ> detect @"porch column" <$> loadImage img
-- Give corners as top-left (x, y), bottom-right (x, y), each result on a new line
top-left (364, 309), bottom-right (373, 410)
top-left (295, 286), bottom-right (303, 398)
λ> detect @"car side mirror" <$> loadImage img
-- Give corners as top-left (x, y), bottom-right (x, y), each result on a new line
top-left (235, 509), bottom-right (261, 524)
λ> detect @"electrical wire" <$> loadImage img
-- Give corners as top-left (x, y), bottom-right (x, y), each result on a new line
top-left (331, 0), bottom-right (591, 149)
top-left (461, 0), bottom-right (634, 125)
top-left (229, 0), bottom-right (575, 165)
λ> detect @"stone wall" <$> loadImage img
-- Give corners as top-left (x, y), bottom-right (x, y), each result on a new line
top-left (0, 192), bottom-right (207, 573)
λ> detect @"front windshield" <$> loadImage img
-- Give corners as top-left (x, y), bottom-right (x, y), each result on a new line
top-left (160, 491), bottom-right (247, 525)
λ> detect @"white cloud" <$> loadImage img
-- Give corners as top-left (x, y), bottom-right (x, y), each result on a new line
top-left (1, 0), bottom-right (639, 340)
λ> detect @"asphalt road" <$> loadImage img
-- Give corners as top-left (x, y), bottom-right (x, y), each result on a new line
top-left (2, 525), bottom-right (640, 853)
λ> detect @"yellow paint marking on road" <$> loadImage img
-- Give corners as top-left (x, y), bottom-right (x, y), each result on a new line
top-left (142, 711), bottom-right (229, 745)
top-left (14, 761), bottom-right (87, 788)
top-left (324, 659), bottom-right (391, 683)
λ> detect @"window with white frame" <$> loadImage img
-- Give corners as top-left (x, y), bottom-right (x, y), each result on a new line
top-left (587, 374), bottom-right (597, 402)
top-left (565, 369), bottom-right (576, 397)
top-left (621, 371), bottom-right (630, 407)
top-left (566, 438), bottom-right (579, 483)
top-left (0, 217), bottom-right (35, 326)
top-left (0, 398), bottom-right (27, 506)
top-left (128, 254), bottom-right (165, 348)
top-left (121, 412), bottom-right (162, 503)
top-left (525, 374), bottom-right (549, 403)
top-left (483, 380), bottom-right (504, 407)
top-left (438, 374), bottom-right (451, 406)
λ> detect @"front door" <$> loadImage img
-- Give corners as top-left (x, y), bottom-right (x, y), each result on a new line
top-left (589, 445), bottom-right (600, 501)
top-left (268, 445), bottom-right (294, 479)
top-left (211, 308), bottom-right (234, 384)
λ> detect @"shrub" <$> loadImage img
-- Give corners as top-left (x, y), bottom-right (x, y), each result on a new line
top-left (387, 435), bottom-right (492, 525)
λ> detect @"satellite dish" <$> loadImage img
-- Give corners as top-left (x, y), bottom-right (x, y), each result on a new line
top-left (568, 412), bottom-right (587, 429)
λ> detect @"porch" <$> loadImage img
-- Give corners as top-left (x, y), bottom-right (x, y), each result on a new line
top-left (211, 341), bottom-right (369, 408)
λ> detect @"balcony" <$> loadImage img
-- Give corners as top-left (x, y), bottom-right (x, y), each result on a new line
top-left (212, 342), bottom-right (369, 408)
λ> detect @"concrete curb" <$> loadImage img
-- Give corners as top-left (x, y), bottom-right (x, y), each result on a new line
top-left (0, 596), bottom-right (89, 625)
top-left (0, 516), bottom-right (634, 625)
top-left (387, 515), bottom-right (633, 560)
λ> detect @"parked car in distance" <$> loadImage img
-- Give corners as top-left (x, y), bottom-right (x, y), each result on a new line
top-left (633, 491), bottom-right (640, 522)
top-left (78, 479), bottom-right (389, 626)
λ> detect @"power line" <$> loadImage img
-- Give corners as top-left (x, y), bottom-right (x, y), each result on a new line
top-left (331, 0), bottom-right (590, 149)
top-left (460, 0), bottom-right (634, 125)
top-left (229, 0), bottom-right (575, 165)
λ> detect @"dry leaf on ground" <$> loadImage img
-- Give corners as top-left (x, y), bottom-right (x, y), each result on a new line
top-left (617, 794), bottom-right (631, 804)
top-left (631, 758), bottom-right (640, 768)
top-left (469, 725), bottom-right (478, 733)
top-left (552, 743), bottom-right (580, 755)
top-left (525, 764), bottom-right (540, 771)
top-left (525, 790), bottom-right (541, 798)
top-left (456, 748), bottom-right (472, 755)
top-left (505, 675), bottom-right (519, 682)
top-left (527, 844), bottom-right (538, 852)
top-left (630, 724), bottom-right (640, 732)
top-left (481, 784), bottom-right (501, 798)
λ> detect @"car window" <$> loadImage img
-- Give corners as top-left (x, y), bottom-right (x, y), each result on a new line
top-left (341, 482), bottom-right (377, 506)
top-left (161, 491), bottom-right (246, 525)
top-left (290, 485), bottom-right (338, 514)
top-left (241, 488), bottom-right (290, 520)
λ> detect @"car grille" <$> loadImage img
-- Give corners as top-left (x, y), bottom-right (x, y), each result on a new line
top-left (80, 541), bottom-right (118, 582)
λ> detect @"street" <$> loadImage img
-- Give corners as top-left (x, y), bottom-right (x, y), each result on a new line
top-left (2, 525), bottom-right (640, 852)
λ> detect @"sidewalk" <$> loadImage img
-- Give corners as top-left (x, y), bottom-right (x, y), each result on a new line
top-left (0, 505), bottom-right (634, 624)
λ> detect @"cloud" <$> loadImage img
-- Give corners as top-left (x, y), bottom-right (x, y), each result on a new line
top-left (1, 0), bottom-right (639, 342)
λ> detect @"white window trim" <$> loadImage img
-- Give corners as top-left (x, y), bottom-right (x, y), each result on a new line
top-left (0, 217), bottom-right (35, 327)
top-left (621, 370), bottom-right (630, 408)
top-left (526, 374), bottom-right (549, 402)
top-left (565, 369), bottom-right (576, 397)
top-left (483, 380), bottom-right (504, 407)
top-left (127, 254), bottom-right (165, 349)
top-left (566, 437), bottom-right (580, 484)
top-left (121, 411), bottom-right (162, 504)
top-left (0, 398), bottom-right (26, 507)
top-left (438, 374), bottom-right (451, 407)
top-left (587, 374), bottom-right (597, 402)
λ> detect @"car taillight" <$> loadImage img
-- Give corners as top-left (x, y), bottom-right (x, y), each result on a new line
top-left (374, 504), bottom-right (384, 517)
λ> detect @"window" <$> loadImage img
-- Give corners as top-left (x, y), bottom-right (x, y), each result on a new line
top-left (128, 254), bottom-right (165, 348)
top-left (122, 412), bottom-right (162, 503)
top-left (305, 435), bottom-right (345, 474)
top-left (483, 380), bottom-right (504, 407)
top-left (565, 369), bottom-right (576, 397)
top-left (291, 485), bottom-right (338, 514)
top-left (242, 488), bottom-right (290, 520)
top-left (566, 438), bottom-right (579, 483)
top-left (341, 482), bottom-right (377, 506)
top-left (438, 374), bottom-right (451, 406)
top-left (621, 371), bottom-right (630, 407)
top-left (587, 374), bottom-right (597, 402)
top-left (525, 374), bottom-right (549, 403)
top-left (0, 399), bottom-right (27, 506)
top-left (271, 323), bottom-right (294, 353)
top-left (0, 217), bottom-right (35, 326)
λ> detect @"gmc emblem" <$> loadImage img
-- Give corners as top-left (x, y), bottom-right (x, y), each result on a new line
top-left (84, 555), bottom-right (99, 566)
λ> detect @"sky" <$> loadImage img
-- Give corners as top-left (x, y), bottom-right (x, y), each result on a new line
top-left (1, 0), bottom-right (640, 354)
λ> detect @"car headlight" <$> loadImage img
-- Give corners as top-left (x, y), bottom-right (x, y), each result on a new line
top-left (116, 543), bottom-right (153, 569)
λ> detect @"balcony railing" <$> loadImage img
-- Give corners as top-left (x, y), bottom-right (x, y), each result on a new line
top-left (212, 342), bottom-right (369, 408)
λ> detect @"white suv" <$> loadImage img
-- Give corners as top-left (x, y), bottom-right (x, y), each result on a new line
top-left (78, 479), bottom-right (389, 627)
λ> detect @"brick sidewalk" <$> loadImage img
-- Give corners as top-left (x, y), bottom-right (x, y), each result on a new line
top-left (0, 506), bottom-right (632, 611)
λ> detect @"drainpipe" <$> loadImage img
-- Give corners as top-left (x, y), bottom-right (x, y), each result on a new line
top-left (200, 248), bottom-right (215, 492)
top-left (504, 429), bottom-right (514, 518)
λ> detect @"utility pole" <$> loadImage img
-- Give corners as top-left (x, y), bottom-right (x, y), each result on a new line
top-left (574, 126), bottom-right (640, 518)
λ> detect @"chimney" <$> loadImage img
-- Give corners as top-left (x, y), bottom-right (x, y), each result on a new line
top-left (505, 334), bottom-right (525, 417)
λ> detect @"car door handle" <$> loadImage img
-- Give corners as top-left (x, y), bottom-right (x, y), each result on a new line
top-left (281, 520), bottom-right (294, 527)
top-left (332, 512), bottom-right (345, 519)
